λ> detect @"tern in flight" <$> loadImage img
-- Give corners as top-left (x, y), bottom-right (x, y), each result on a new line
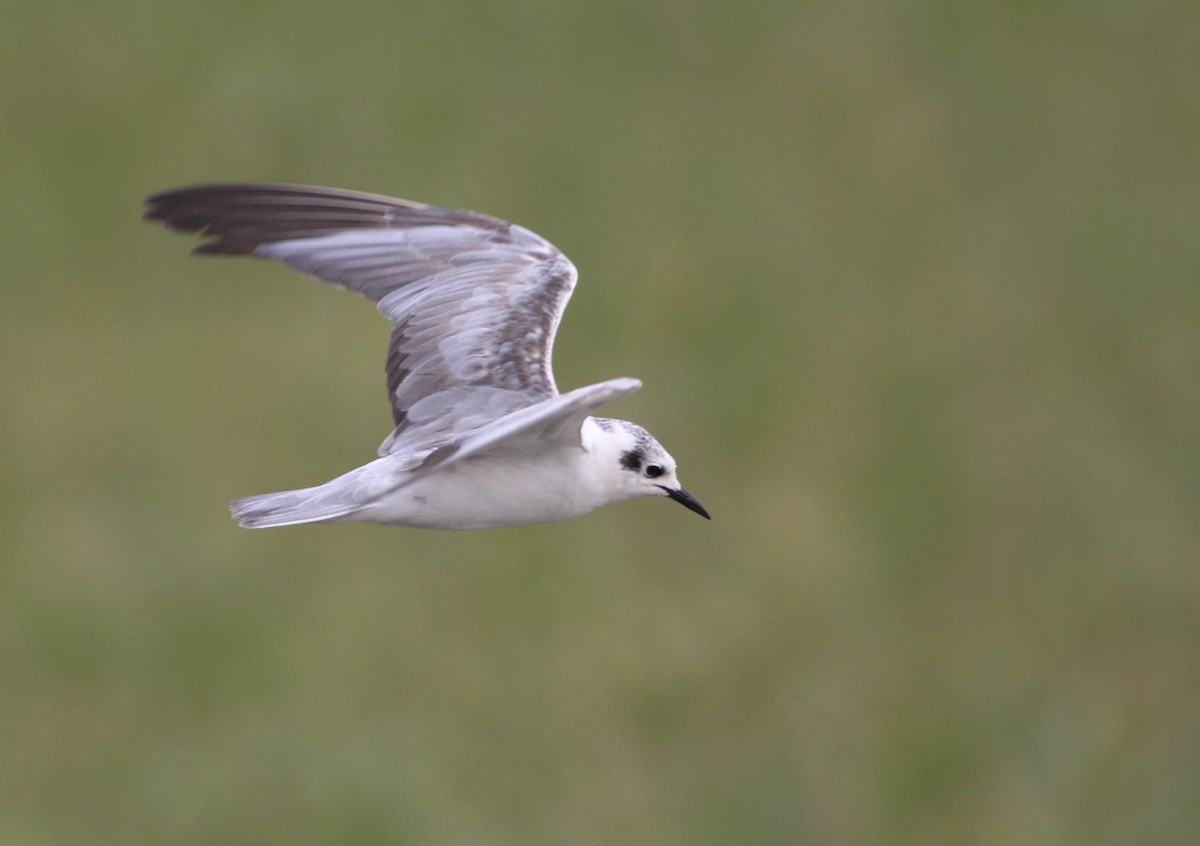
top-left (145, 183), bottom-right (709, 529)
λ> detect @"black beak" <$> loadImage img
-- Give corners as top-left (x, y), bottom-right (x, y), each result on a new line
top-left (658, 486), bottom-right (711, 520)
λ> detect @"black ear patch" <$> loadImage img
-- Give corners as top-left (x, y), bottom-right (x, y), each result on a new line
top-left (620, 449), bottom-right (643, 471)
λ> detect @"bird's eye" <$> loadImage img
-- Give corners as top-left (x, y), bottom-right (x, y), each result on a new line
top-left (645, 464), bottom-right (664, 478)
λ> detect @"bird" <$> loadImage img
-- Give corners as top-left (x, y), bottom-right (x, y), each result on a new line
top-left (144, 183), bottom-right (710, 529)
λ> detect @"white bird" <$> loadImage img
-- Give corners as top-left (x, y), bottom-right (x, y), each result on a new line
top-left (145, 183), bottom-right (709, 529)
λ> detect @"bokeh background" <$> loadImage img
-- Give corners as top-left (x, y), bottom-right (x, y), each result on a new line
top-left (3, 0), bottom-right (1198, 843)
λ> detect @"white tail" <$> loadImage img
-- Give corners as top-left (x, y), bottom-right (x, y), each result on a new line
top-left (228, 461), bottom-right (399, 528)
top-left (230, 486), bottom-right (364, 528)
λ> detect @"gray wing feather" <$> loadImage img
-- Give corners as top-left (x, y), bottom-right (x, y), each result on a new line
top-left (378, 378), bottom-right (642, 498)
top-left (144, 184), bottom-right (577, 452)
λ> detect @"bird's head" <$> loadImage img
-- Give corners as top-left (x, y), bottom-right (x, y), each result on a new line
top-left (587, 418), bottom-right (710, 520)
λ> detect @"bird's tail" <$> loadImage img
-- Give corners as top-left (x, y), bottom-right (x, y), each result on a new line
top-left (230, 485), bottom-right (364, 528)
top-left (229, 461), bottom-right (396, 528)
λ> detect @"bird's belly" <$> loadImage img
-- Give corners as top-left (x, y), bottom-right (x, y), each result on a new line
top-left (363, 457), bottom-right (602, 530)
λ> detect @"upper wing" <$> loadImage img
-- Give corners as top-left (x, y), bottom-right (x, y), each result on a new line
top-left (144, 183), bottom-right (577, 449)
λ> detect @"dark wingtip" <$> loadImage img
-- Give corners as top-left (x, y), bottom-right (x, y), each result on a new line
top-left (142, 184), bottom-right (286, 255)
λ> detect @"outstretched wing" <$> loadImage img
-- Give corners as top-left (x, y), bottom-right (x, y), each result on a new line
top-left (144, 183), bottom-right (577, 452)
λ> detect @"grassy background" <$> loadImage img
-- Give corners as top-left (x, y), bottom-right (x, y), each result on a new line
top-left (3, 0), bottom-right (1198, 843)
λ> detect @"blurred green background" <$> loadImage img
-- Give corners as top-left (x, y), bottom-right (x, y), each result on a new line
top-left (2, 0), bottom-right (1198, 843)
